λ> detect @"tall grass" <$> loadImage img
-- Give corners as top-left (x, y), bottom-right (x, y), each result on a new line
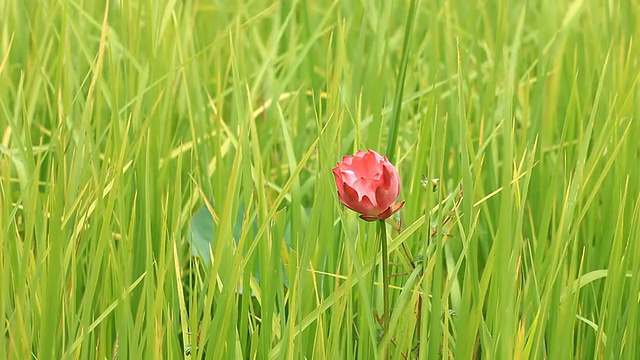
top-left (1, 0), bottom-right (639, 358)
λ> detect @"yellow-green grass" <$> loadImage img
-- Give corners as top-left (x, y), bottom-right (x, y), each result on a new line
top-left (1, 0), bottom-right (639, 358)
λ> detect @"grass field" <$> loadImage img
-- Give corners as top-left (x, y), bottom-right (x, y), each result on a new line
top-left (1, 0), bottom-right (639, 358)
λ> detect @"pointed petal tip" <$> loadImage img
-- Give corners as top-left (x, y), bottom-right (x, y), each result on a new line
top-left (372, 201), bottom-right (405, 221)
top-left (391, 201), bottom-right (405, 212)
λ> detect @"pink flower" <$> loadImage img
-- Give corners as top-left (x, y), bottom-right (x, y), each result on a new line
top-left (332, 150), bottom-right (405, 221)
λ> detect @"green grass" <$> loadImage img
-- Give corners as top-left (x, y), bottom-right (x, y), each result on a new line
top-left (1, 0), bottom-right (639, 358)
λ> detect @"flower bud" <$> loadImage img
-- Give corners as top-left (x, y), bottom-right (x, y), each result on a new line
top-left (332, 150), bottom-right (405, 221)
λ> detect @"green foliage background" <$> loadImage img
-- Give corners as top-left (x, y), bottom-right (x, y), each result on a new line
top-left (1, 0), bottom-right (639, 358)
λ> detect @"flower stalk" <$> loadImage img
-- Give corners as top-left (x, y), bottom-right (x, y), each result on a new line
top-left (379, 219), bottom-right (391, 351)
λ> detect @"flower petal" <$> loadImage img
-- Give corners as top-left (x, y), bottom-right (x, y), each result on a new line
top-left (382, 162), bottom-right (400, 193)
top-left (341, 183), bottom-right (377, 216)
top-left (341, 155), bottom-right (355, 166)
top-left (332, 166), bottom-right (344, 191)
top-left (359, 214), bottom-right (380, 221)
top-left (369, 149), bottom-right (384, 162)
top-left (355, 150), bottom-right (368, 157)
top-left (348, 155), bottom-right (382, 180)
top-left (338, 170), bottom-right (357, 187)
top-left (374, 201), bottom-right (405, 220)
top-left (374, 164), bottom-right (400, 208)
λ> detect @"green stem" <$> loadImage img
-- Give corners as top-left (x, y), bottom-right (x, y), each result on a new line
top-left (378, 219), bottom-right (390, 353)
